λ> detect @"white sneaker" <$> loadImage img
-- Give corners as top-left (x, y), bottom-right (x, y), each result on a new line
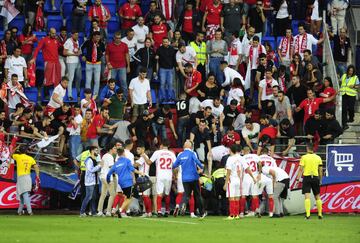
top-left (239, 213), bottom-right (244, 219)
top-left (121, 213), bottom-right (130, 218)
top-left (190, 213), bottom-right (198, 218)
top-left (245, 212), bottom-right (255, 217)
top-left (79, 213), bottom-right (87, 217)
top-left (148, 213), bottom-right (152, 217)
top-left (269, 212), bottom-right (273, 217)
top-left (88, 212), bottom-right (92, 216)
top-left (105, 212), bottom-right (112, 217)
top-left (96, 212), bottom-right (104, 217)
top-left (140, 213), bottom-right (148, 218)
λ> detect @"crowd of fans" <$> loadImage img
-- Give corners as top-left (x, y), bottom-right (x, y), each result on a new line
top-left (0, 0), bottom-right (358, 216)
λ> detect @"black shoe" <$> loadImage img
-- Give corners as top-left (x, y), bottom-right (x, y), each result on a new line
top-left (305, 216), bottom-right (310, 220)
top-left (157, 212), bottom-right (162, 218)
top-left (348, 119), bottom-right (354, 123)
top-left (279, 213), bottom-right (284, 218)
top-left (343, 125), bottom-right (349, 131)
top-left (164, 212), bottom-right (169, 218)
top-left (117, 210), bottom-right (122, 218)
top-left (256, 212), bottom-right (261, 218)
top-left (318, 215), bottom-right (323, 220)
top-left (68, 97), bottom-right (74, 101)
top-left (270, 214), bottom-right (281, 218)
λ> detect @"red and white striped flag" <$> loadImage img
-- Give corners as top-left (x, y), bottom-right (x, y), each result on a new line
top-left (0, 0), bottom-right (19, 24)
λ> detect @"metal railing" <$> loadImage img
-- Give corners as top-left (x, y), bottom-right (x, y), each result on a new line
top-left (322, 13), bottom-right (342, 127)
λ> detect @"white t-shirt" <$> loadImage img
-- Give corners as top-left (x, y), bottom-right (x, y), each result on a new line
top-left (200, 99), bottom-right (224, 118)
top-left (66, 114), bottom-right (83, 136)
top-left (100, 153), bottom-right (115, 180)
top-left (7, 82), bottom-right (22, 109)
top-left (258, 154), bottom-right (277, 168)
top-left (176, 46), bottom-right (197, 67)
top-left (262, 166), bottom-right (289, 182)
top-left (242, 153), bottom-right (260, 176)
top-left (150, 149), bottom-right (176, 180)
top-left (222, 66), bottom-right (244, 87)
top-left (121, 36), bottom-right (138, 61)
top-left (63, 38), bottom-right (80, 64)
top-left (48, 84), bottom-right (66, 109)
top-left (129, 77), bottom-right (150, 105)
top-left (294, 33), bottom-right (318, 58)
top-left (228, 38), bottom-right (242, 66)
top-left (259, 78), bottom-right (278, 101)
top-left (137, 155), bottom-right (150, 175)
top-left (227, 87), bottom-right (244, 105)
top-left (276, 1), bottom-right (289, 19)
top-left (241, 123), bottom-right (260, 144)
top-left (246, 44), bottom-right (266, 69)
top-left (132, 24), bottom-right (149, 49)
top-left (226, 155), bottom-right (241, 182)
top-left (211, 145), bottom-right (229, 162)
top-left (241, 35), bottom-right (252, 61)
top-left (233, 113), bottom-right (246, 131)
top-left (4, 55), bottom-right (27, 82)
top-left (125, 149), bottom-right (134, 165)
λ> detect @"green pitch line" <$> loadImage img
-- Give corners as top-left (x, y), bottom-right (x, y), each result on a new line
top-left (0, 215), bottom-right (359, 243)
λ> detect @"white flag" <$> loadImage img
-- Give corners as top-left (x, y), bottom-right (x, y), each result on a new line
top-left (0, 0), bottom-right (19, 24)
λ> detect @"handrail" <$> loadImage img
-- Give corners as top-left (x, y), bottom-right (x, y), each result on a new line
top-left (322, 11), bottom-right (342, 127)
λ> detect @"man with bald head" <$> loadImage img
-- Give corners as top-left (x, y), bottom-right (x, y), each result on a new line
top-left (173, 140), bottom-right (207, 218)
top-left (30, 28), bottom-right (61, 99)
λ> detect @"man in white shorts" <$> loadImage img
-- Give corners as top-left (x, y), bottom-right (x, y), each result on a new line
top-left (145, 140), bottom-right (176, 217)
top-left (223, 145), bottom-right (242, 220)
top-left (242, 146), bottom-right (273, 217)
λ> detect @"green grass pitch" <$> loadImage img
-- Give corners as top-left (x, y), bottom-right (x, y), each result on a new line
top-left (1, 215), bottom-right (359, 243)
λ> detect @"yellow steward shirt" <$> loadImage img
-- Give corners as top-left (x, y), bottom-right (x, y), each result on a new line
top-left (12, 153), bottom-right (36, 176)
top-left (299, 153), bottom-right (322, 176)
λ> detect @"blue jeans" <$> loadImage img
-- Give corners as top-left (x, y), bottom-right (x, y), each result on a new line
top-left (209, 57), bottom-right (224, 86)
top-left (18, 192), bottom-right (32, 214)
top-left (80, 185), bottom-right (97, 214)
top-left (111, 68), bottom-right (128, 99)
top-left (177, 116), bottom-right (189, 148)
top-left (152, 123), bottom-right (167, 140)
top-left (69, 135), bottom-right (82, 161)
top-left (67, 62), bottom-right (82, 98)
top-left (159, 68), bottom-right (175, 101)
top-left (85, 63), bottom-right (101, 96)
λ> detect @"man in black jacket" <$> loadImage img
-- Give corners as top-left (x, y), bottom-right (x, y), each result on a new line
top-left (127, 110), bottom-right (154, 148)
top-left (319, 109), bottom-right (342, 145)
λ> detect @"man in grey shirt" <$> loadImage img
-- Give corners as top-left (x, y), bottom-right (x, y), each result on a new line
top-left (206, 29), bottom-right (228, 86)
top-left (273, 90), bottom-right (293, 124)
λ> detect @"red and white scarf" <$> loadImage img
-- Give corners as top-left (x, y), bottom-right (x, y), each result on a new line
top-left (249, 44), bottom-right (263, 66)
top-left (0, 81), bottom-right (30, 107)
top-left (278, 74), bottom-right (287, 93)
top-left (92, 4), bottom-right (108, 22)
top-left (265, 78), bottom-right (273, 96)
top-left (280, 36), bottom-right (293, 57)
top-left (72, 38), bottom-right (79, 54)
top-left (294, 33), bottom-right (307, 54)
top-left (91, 41), bottom-right (98, 63)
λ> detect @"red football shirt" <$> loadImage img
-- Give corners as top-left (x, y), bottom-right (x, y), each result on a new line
top-left (151, 23), bottom-right (169, 49)
top-left (206, 4), bottom-right (222, 25)
top-left (106, 41), bottom-right (129, 68)
top-left (183, 10), bottom-right (193, 33)
top-left (18, 34), bottom-right (37, 55)
top-left (86, 114), bottom-right (106, 139)
top-left (119, 3), bottom-right (142, 29)
top-left (185, 70), bottom-right (202, 97)
top-left (222, 132), bottom-right (241, 147)
top-left (199, 0), bottom-right (212, 12)
top-left (299, 98), bottom-right (324, 123)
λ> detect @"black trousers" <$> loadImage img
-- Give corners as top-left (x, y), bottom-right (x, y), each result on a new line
top-left (342, 94), bottom-right (356, 126)
top-left (183, 180), bottom-right (204, 215)
top-left (197, 63), bottom-right (206, 82)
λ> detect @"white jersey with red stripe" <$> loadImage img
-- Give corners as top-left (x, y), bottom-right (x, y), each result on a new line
top-left (242, 153), bottom-right (260, 176)
top-left (150, 149), bottom-right (176, 180)
top-left (225, 155), bottom-right (241, 183)
top-left (258, 154), bottom-right (277, 168)
top-left (137, 156), bottom-right (150, 176)
top-left (211, 145), bottom-right (230, 162)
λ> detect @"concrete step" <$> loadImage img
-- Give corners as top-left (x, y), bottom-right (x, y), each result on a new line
top-left (345, 124), bottom-right (360, 132)
top-left (340, 130), bottom-right (360, 137)
top-left (337, 138), bottom-right (360, 144)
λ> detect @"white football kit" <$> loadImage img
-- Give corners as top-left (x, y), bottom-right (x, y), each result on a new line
top-left (225, 155), bottom-right (241, 198)
top-left (150, 149), bottom-right (176, 195)
top-left (137, 155), bottom-right (151, 196)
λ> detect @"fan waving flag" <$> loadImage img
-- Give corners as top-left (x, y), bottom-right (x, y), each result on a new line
top-left (0, 0), bottom-right (19, 24)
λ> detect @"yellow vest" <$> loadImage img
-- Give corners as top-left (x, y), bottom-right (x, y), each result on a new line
top-left (340, 74), bottom-right (358, 96)
top-left (79, 150), bottom-right (91, 171)
top-left (190, 41), bottom-right (207, 65)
